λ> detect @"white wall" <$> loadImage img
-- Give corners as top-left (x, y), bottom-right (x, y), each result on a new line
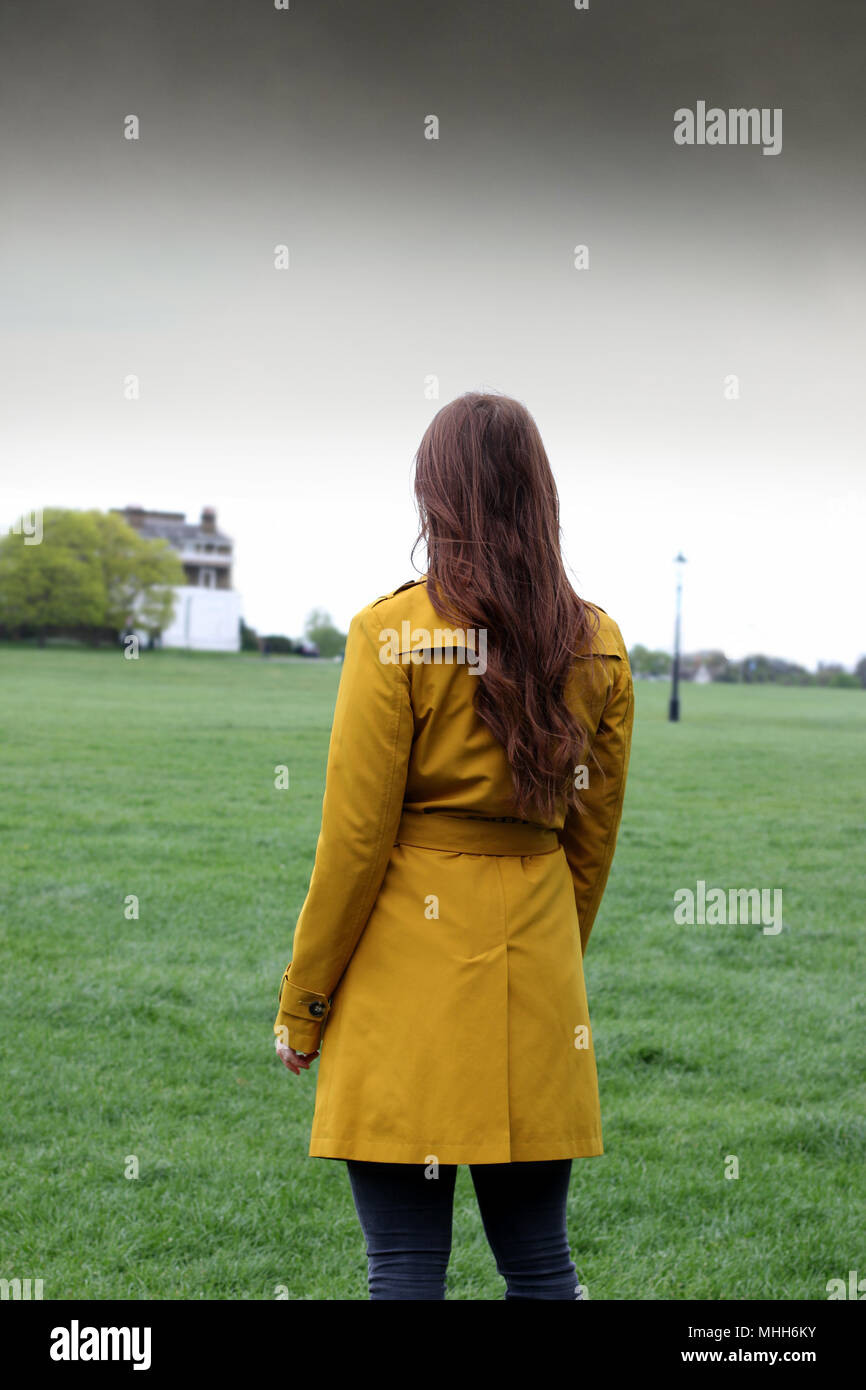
top-left (160, 586), bottom-right (242, 652)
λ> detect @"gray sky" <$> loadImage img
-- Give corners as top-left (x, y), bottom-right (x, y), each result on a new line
top-left (2, 0), bottom-right (864, 667)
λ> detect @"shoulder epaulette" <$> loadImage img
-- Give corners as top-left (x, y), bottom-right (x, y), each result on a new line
top-left (371, 578), bottom-right (423, 606)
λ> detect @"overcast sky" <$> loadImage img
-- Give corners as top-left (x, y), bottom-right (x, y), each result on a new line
top-left (1, 0), bottom-right (863, 667)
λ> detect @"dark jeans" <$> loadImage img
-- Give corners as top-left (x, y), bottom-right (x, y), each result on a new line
top-left (345, 1158), bottom-right (581, 1300)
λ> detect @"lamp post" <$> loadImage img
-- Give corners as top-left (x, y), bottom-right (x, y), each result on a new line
top-left (669, 552), bottom-right (687, 722)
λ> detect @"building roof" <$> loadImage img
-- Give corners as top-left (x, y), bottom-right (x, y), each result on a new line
top-left (111, 506), bottom-right (233, 549)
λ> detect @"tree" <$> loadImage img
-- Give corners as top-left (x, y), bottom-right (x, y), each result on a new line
top-left (815, 662), bottom-right (859, 689)
top-left (740, 654), bottom-right (815, 686)
top-left (89, 510), bottom-right (183, 635)
top-left (0, 507), bottom-right (184, 644)
top-left (628, 644), bottom-right (672, 678)
top-left (0, 510), bottom-right (105, 644)
top-left (304, 608), bottom-right (347, 659)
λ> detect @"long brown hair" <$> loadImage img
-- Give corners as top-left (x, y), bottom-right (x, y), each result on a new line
top-left (411, 391), bottom-right (600, 822)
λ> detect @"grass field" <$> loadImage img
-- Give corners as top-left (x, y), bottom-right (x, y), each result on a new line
top-left (1, 646), bottom-right (864, 1300)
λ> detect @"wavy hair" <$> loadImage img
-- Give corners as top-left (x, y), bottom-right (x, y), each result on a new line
top-left (411, 391), bottom-right (600, 822)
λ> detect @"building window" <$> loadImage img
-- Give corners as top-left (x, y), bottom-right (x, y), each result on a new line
top-left (200, 568), bottom-right (217, 589)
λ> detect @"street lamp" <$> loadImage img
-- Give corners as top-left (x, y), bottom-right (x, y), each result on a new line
top-left (669, 552), bottom-right (687, 722)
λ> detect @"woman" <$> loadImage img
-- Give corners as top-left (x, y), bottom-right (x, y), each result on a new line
top-left (273, 391), bottom-right (634, 1300)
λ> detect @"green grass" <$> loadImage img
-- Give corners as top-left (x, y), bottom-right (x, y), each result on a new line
top-left (1, 648), bottom-right (864, 1300)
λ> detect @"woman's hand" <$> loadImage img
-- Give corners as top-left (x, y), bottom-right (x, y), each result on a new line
top-left (274, 1036), bottom-right (319, 1074)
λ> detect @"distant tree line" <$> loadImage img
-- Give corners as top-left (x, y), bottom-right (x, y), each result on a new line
top-left (241, 608), bottom-right (347, 659)
top-left (629, 644), bottom-right (865, 689)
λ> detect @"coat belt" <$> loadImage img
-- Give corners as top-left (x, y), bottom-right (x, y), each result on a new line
top-left (394, 810), bottom-right (560, 856)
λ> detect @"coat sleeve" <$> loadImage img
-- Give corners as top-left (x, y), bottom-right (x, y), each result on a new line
top-left (273, 602), bottom-right (414, 1053)
top-left (559, 645), bottom-right (634, 956)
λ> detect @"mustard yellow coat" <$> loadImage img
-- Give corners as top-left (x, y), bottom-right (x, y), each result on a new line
top-left (274, 577), bottom-right (633, 1164)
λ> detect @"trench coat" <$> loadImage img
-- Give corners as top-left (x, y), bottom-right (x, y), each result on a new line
top-left (273, 576), bottom-right (633, 1164)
